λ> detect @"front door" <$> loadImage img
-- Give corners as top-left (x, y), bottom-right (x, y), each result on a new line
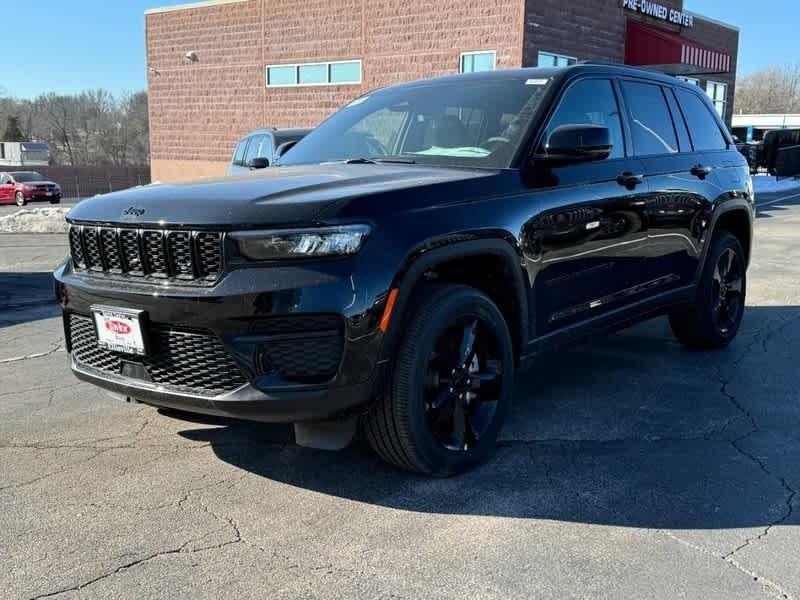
top-left (521, 77), bottom-right (653, 336)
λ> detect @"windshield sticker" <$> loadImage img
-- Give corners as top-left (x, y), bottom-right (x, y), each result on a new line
top-left (525, 78), bottom-right (550, 86)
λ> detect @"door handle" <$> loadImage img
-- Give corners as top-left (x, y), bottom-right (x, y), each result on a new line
top-left (617, 172), bottom-right (644, 188)
top-left (690, 164), bottom-right (713, 178)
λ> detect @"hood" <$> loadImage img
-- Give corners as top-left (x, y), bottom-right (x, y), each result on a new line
top-left (66, 163), bottom-right (493, 228)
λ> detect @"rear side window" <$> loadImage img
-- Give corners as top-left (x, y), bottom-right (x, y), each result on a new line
top-left (621, 81), bottom-right (678, 156)
top-left (675, 89), bottom-right (728, 151)
top-left (544, 78), bottom-right (625, 159)
top-left (232, 140), bottom-right (248, 165)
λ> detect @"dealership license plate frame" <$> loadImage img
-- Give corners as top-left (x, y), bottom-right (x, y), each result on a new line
top-left (91, 305), bottom-right (149, 356)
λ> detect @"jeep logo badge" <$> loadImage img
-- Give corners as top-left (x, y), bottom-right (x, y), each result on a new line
top-left (123, 207), bottom-right (146, 217)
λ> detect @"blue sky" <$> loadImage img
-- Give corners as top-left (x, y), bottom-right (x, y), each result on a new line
top-left (4, 0), bottom-right (797, 99)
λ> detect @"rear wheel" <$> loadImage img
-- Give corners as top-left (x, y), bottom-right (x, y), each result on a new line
top-left (364, 284), bottom-right (514, 476)
top-left (669, 231), bottom-right (746, 349)
top-left (15, 191), bottom-right (25, 206)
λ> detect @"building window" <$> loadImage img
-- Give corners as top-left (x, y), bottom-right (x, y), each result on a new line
top-left (266, 60), bottom-right (362, 87)
top-left (538, 51), bottom-right (577, 68)
top-left (298, 63), bottom-right (328, 85)
top-left (677, 76), bottom-right (699, 86)
top-left (330, 61), bottom-right (362, 84)
top-left (460, 51), bottom-right (496, 73)
top-left (267, 65), bottom-right (296, 86)
top-left (706, 81), bottom-right (728, 117)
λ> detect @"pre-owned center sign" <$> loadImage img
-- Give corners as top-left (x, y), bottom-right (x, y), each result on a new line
top-left (622, 0), bottom-right (694, 27)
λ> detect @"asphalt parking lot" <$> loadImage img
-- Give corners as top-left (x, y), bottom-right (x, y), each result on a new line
top-left (2, 189), bottom-right (800, 599)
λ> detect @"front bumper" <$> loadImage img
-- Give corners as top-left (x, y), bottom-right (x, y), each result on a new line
top-left (28, 191), bottom-right (61, 202)
top-left (71, 355), bottom-right (375, 422)
top-left (54, 258), bottom-right (387, 422)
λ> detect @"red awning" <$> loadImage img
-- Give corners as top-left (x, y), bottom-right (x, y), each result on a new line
top-left (624, 20), bottom-right (731, 75)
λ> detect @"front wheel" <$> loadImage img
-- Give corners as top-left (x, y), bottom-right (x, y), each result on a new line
top-left (364, 284), bottom-right (515, 476)
top-left (49, 198), bottom-right (60, 205)
top-left (669, 231), bottom-right (746, 349)
top-left (15, 191), bottom-right (26, 207)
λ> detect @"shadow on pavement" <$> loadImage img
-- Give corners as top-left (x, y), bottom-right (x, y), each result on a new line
top-left (175, 306), bottom-right (800, 530)
top-left (756, 191), bottom-right (800, 218)
top-left (0, 271), bottom-right (60, 328)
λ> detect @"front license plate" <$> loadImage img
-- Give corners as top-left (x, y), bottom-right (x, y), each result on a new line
top-left (92, 306), bottom-right (147, 355)
top-left (46, 191), bottom-right (52, 196)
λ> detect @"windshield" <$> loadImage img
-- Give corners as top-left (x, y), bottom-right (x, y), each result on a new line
top-left (279, 75), bottom-right (552, 169)
top-left (11, 172), bottom-right (45, 182)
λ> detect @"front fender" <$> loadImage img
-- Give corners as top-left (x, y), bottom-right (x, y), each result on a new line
top-left (376, 237), bottom-right (530, 370)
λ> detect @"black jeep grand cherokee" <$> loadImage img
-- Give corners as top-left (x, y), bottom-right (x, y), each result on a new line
top-left (55, 64), bottom-right (753, 476)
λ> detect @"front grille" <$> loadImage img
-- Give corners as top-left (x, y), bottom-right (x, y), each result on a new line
top-left (68, 314), bottom-right (247, 396)
top-left (68, 224), bottom-right (223, 284)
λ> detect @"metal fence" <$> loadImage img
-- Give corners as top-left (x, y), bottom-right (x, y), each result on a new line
top-left (3, 165), bottom-right (150, 199)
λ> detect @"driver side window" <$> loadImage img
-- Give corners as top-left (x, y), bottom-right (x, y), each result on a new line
top-left (0, 175), bottom-right (8, 184)
top-left (544, 78), bottom-right (625, 159)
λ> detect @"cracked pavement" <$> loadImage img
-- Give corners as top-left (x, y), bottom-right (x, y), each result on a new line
top-left (2, 191), bottom-right (800, 599)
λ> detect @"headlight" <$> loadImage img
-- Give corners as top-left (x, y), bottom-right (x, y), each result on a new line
top-left (231, 224), bottom-right (370, 261)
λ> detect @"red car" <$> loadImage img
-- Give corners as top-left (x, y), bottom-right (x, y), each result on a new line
top-left (0, 171), bottom-right (62, 206)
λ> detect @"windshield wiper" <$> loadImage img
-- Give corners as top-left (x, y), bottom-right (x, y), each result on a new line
top-left (340, 157), bottom-right (417, 165)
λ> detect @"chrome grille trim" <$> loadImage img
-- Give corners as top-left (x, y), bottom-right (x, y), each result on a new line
top-left (67, 224), bottom-right (223, 285)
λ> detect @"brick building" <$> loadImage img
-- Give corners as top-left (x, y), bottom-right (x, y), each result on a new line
top-left (145, 0), bottom-right (739, 182)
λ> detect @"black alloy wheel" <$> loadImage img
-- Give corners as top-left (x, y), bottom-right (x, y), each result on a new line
top-left (364, 284), bottom-right (514, 476)
top-left (423, 317), bottom-right (504, 452)
top-left (669, 231), bottom-right (746, 349)
top-left (711, 247), bottom-right (744, 336)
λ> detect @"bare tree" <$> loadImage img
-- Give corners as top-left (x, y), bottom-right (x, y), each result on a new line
top-left (735, 64), bottom-right (800, 114)
top-left (0, 89), bottom-right (149, 166)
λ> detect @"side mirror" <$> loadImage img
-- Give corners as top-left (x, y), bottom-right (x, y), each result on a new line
top-left (275, 140), bottom-right (298, 159)
top-left (535, 125), bottom-right (612, 164)
top-left (247, 157), bottom-right (269, 169)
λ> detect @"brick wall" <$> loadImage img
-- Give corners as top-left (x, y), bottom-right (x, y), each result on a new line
top-left (684, 16), bottom-right (739, 124)
top-left (522, 0), bottom-right (739, 123)
top-left (146, 0), bottom-right (738, 182)
top-left (146, 0), bottom-right (525, 180)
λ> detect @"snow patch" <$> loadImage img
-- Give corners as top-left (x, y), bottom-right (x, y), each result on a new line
top-left (0, 207), bottom-right (69, 233)
top-left (752, 175), bottom-right (800, 194)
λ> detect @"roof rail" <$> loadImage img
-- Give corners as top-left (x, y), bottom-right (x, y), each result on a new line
top-left (575, 60), bottom-right (624, 67)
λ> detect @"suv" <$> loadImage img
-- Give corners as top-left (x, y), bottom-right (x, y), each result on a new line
top-left (55, 65), bottom-right (753, 476)
top-left (227, 128), bottom-right (311, 175)
top-left (1, 171), bottom-right (62, 206)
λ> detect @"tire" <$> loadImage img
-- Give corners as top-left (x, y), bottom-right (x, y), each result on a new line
top-left (15, 191), bottom-right (26, 207)
top-left (669, 231), bottom-right (746, 350)
top-left (364, 284), bottom-right (515, 476)
top-left (49, 198), bottom-right (60, 205)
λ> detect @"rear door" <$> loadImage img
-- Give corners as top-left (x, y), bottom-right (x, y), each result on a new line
top-left (619, 79), bottom-right (715, 290)
top-left (673, 86), bottom-right (749, 194)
